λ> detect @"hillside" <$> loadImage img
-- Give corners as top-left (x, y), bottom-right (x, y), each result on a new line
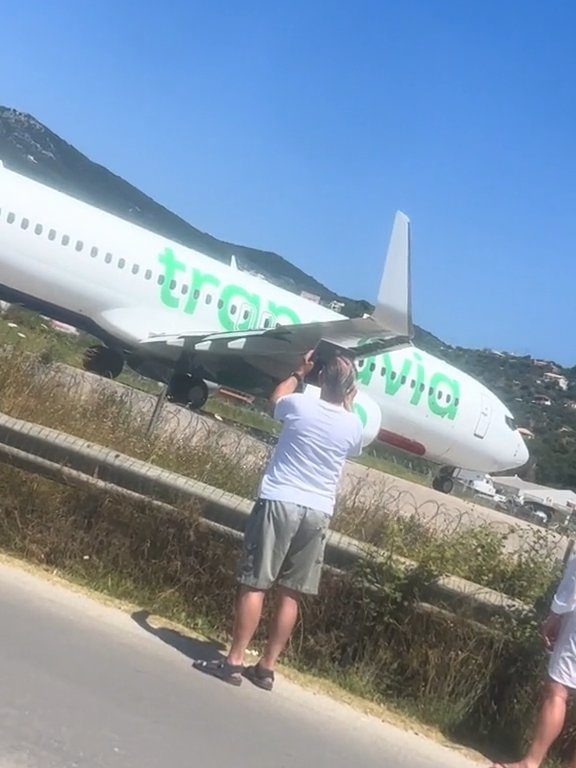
top-left (0, 106), bottom-right (574, 489)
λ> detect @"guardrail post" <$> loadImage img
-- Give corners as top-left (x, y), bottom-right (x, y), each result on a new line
top-left (146, 385), bottom-right (168, 438)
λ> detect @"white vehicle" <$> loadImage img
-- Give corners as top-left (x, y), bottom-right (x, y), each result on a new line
top-left (0, 161), bottom-right (529, 492)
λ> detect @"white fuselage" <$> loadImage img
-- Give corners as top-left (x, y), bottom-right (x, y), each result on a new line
top-left (0, 162), bottom-right (528, 473)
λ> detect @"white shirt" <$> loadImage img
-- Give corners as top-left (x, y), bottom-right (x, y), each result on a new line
top-left (548, 555), bottom-right (576, 688)
top-left (258, 393), bottom-right (364, 515)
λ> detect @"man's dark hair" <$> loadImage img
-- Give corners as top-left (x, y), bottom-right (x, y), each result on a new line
top-left (320, 355), bottom-right (357, 402)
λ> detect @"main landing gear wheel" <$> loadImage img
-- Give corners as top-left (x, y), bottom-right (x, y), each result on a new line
top-left (82, 345), bottom-right (124, 379)
top-left (167, 373), bottom-right (209, 410)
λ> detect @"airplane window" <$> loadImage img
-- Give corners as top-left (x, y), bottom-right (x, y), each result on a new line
top-left (157, 274), bottom-right (165, 285)
top-left (105, 252), bottom-right (113, 264)
top-left (34, 224), bottom-right (43, 235)
top-left (391, 371), bottom-right (397, 381)
top-left (380, 367), bottom-right (386, 376)
top-left (181, 284), bottom-right (188, 295)
top-left (419, 383), bottom-right (425, 393)
top-left (242, 309), bottom-right (249, 319)
top-left (75, 241), bottom-right (84, 252)
top-left (429, 387), bottom-right (434, 396)
top-left (21, 218), bottom-right (29, 230)
top-left (7, 212), bottom-right (15, 224)
top-left (132, 264), bottom-right (139, 275)
top-left (193, 289), bottom-right (200, 299)
top-left (410, 379), bottom-right (416, 389)
top-left (263, 318), bottom-right (271, 328)
top-left (144, 269), bottom-right (152, 280)
top-left (454, 397), bottom-right (460, 406)
top-left (358, 360), bottom-right (365, 369)
top-left (48, 229), bottom-right (56, 241)
top-left (401, 375), bottom-right (407, 384)
top-left (505, 415), bottom-right (516, 431)
top-left (90, 246), bottom-right (98, 258)
top-left (118, 258), bottom-right (126, 269)
top-left (62, 235), bottom-right (70, 246)
top-left (169, 278), bottom-right (176, 289)
top-left (217, 299), bottom-right (224, 309)
top-left (446, 394), bottom-right (452, 403)
top-left (437, 390), bottom-right (443, 400)
top-left (369, 362), bottom-right (376, 372)
top-left (206, 294), bottom-right (213, 305)
top-left (230, 304), bottom-right (237, 315)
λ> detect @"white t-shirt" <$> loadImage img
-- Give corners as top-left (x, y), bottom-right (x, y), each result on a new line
top-left (258, 393), bottom-right (364, 515)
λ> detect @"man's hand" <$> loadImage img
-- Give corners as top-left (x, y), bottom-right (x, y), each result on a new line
top-left (295, 350), bottom-right (315, 379)
top-left (542, 613), bottom-right (562, 651)
top-left (269, 350), bottom-right (316, 406)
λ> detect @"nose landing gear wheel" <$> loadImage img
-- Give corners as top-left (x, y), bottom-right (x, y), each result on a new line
top-left (432, 476), bottom-right (454, 494)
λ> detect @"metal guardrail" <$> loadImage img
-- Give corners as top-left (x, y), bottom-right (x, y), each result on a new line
top-left (0, 411), bottom-right (530, 623)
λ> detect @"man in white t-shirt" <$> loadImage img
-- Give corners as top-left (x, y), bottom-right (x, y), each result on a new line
top-left (488, 554), bottom-right (576, 768)
top-left (194, 351), bottom-right (363, 689)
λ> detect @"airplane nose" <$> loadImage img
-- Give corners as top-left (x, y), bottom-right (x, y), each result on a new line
top-left (514, 435), bottom-right (530, 468)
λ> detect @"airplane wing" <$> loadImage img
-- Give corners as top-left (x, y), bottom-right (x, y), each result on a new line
top-left (139, 211), bottom-right (414, 387)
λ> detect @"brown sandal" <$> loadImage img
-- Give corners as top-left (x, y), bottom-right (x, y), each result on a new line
top-left (243, 663), bottom-right (275, 691)
top-left (193, 659), bottom-right (243, 686)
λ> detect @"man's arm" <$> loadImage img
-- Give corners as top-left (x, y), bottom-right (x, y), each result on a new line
top-left (542, 554), bottom-right (576, 650)
top-left (269, 351), bottom-right (315, 406)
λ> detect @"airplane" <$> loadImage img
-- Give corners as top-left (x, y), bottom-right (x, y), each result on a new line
top-left (0, 159), bottom-right (529, 493)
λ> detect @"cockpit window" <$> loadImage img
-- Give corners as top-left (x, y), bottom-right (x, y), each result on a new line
top-left (505, 415), bottom-right (516, 431)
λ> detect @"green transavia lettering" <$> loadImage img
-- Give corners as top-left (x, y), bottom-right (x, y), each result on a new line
top-left (157, 248), bottom-right (460, 420)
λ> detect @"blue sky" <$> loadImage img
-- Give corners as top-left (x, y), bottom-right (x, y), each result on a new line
top-left (2, 1), bottom-right (575, 364)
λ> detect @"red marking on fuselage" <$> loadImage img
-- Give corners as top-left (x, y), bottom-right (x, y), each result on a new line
top-left (377, 429), bottom-right (426, 456)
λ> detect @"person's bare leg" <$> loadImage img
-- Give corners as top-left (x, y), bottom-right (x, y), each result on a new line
top-left (259, 587), bottom-right (300, 671)
top-left (489, 681), bottom-right (569, 768)
top-left (226, 586), bottom-right (266, 666)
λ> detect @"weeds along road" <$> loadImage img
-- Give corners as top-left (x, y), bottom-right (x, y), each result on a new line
top-left (32, 361), bottom-right (568, 557)
top-left (0, 561), bottom-right (480, 768)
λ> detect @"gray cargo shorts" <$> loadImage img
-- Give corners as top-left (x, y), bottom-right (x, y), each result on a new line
top-left (237, 499), bottom-right (331, 595)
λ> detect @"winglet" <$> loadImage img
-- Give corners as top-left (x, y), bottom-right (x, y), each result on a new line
top-left (373, 211), bottom-right (413, 338)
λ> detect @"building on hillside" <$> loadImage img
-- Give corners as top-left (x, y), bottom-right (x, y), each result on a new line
top-left (543, 372), bottom-right (569, 391)
top-left (532, 394), bottom-right (552, 406)
top-left (328, 300), bottom-right (345, 313)
top-left (518, 427), bottom-right (535, 440)
top-left (300, 290), bottom-right (320, 304)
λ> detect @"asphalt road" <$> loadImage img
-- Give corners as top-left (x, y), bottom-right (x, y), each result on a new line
top-left (0, 562), bottom-right (480, 768)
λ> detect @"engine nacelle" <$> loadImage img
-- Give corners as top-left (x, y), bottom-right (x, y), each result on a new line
top-left (302, 384), bottom-right (382, 448)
